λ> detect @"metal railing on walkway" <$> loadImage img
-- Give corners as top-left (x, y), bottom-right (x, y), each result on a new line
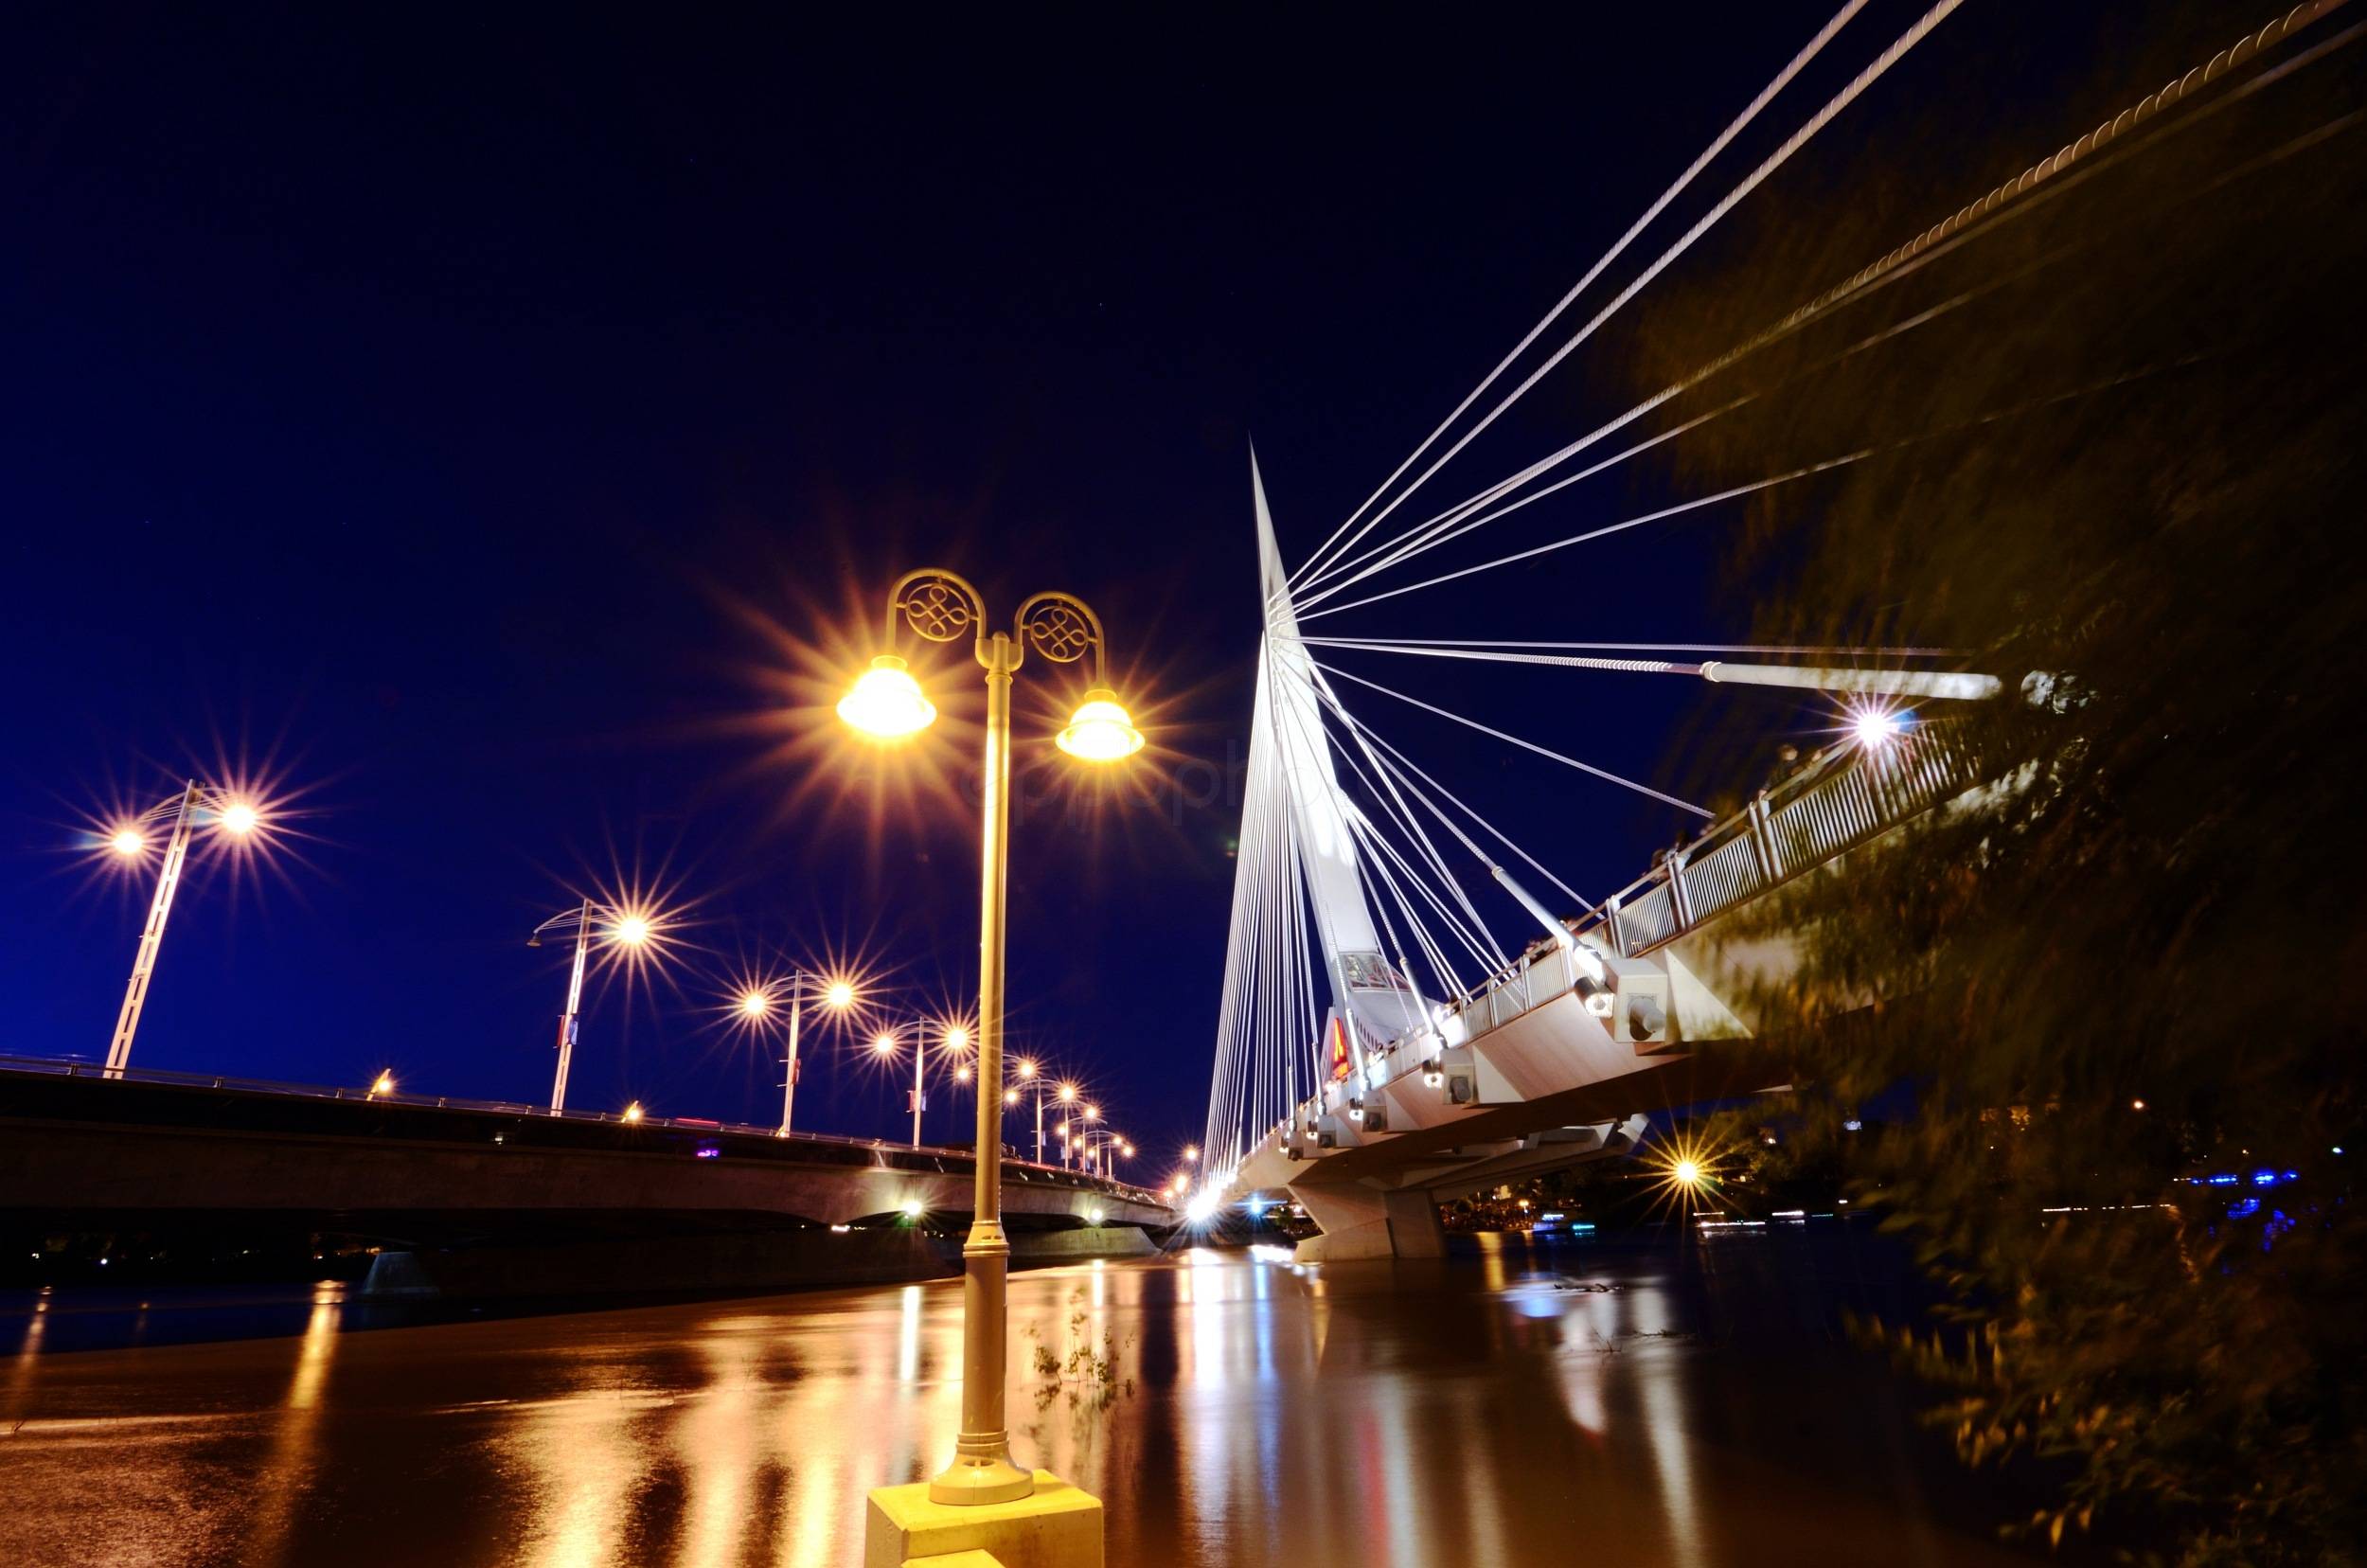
top-left (1453, 728), bottom-right (1981, 1043)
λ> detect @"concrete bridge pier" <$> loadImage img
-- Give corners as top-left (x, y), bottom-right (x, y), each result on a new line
top-left (1289, 1184), bottom-right (1447, 1263)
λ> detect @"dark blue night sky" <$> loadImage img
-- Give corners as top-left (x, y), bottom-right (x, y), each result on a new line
top-left (2, 3), bottom-right (2145, 1163)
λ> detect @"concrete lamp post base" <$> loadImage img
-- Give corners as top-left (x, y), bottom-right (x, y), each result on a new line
top-left (863, 1470), bottom-right (1104, 1568)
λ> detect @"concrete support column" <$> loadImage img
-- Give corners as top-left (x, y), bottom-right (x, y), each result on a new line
top-left (1289, 1184), bottom-right (1447, 1262)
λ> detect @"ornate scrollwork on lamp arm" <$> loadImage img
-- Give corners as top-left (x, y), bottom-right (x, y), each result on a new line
top-left (1015, 591), bottom-right (1107, 684)
top-left (886, 569), bottom-right (987, 647)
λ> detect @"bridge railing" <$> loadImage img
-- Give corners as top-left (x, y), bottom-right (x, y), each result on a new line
top-left (0, 1054), bottom-right (1165, 1204)
top-left (1450, 727), bottom-right (1981, 1046)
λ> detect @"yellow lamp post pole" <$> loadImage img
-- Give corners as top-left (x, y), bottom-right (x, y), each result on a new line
top-left (840, 566), bottom-right (1142, 1508)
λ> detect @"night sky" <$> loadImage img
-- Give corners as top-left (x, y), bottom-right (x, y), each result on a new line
top-left (3, 3), bottom-right (2161, 1164)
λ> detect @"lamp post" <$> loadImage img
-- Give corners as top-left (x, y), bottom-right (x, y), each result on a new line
top-left (1015, 1059), bottom-right (1044, 1164)
top-left (839, 567), bottom-right (1142, 1507)
top-left (744, 971), bottom-right (857, 1136)
top-left (872, 1025), bottom-right (928, 1149)
top-left (527, 900), bottom-right (652, 1113)
top-left (1056, 1082), bottom-right (1078, 1167)
top-left (99, 780), bottom-right (265, 1077)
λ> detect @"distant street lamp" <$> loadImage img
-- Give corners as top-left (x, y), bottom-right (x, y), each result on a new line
top-left (739, 970), bottom-right (859, 1136)
top-left (98, 780), bottom-right (267, 1077)
top-left (526, 900), bottom-right (656, 1113)
top-left (839, 567), bottom-right (1142, 1507)
top-left (1015, 1058), bottom-right (1046, 1164)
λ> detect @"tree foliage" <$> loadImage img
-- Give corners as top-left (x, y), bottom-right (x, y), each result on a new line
top-left (1638, 9), bottom-right (2367, 1559)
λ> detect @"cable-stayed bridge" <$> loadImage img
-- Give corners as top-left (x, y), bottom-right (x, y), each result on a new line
top-left (1195, 0), bottom-right (2358, 1259)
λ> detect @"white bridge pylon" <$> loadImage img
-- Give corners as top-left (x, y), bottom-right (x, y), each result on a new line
top-left (1204, 458), bottom-right (1996, 1263)
top-left (1208, 462), bottom-right (1754, 1262)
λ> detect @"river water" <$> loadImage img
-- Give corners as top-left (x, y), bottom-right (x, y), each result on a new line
top-left (0, 1228), bottom-right (2042, 1566)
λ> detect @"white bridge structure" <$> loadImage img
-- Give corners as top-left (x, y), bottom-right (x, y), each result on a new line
top-left (1194, 0), bottom-right (2354, 1259)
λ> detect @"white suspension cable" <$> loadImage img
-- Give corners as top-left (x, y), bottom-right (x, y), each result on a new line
top-left (1301, 636), bottom-right (1957, 656)
top-left (1329, 699), bottom-right (1599, 914)
top-left (1315, 658), bottom-right (1714, 818)
top-left (1290, 0), bottom-right (1965, 600)
top-left (1304, 448), bottom-right (1870, 622)
top-left (1301, 1), bottom-right (2361, 606)
top-left (1290, 0), bottom-right (1875, 591)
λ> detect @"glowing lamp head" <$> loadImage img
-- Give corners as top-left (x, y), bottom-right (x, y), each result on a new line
top-left (109, 828), bottom-right (146, 857)
top-left (1058, 1082), bottom-right (1077, 1103)
top-left (1084, 1104), bottom-right (1100, 1122)
top-left (1673, 1158), bottom-right (1702, 1188)
top-left (1119, 1142), bottom-right (1133, 1158)
top-left (871, 1031), bottom-right (899, 1057)
top-left (823, 980), bottom-right (856, 1009)
top-left (217, 801), bottom-right (261, 836)
top-left (953, 1063), bottom-right (971, 1085)
top-left (901, 1199), bottom-right (924, 1221)
top-left (1003, 1089), bottom-right (1020, 1105)
top-left (1017, 1058), bottom-right (1037, 1079)
top-left (1184, 1144), bottom-right (1199, 1163)
top-left (739, 989), bottom-right (771, 1019)
top-left (1185, 1191), bottom-right (1219, 1225)
top-left (370, 1071), bottom-right (395, 1096)
top-left (612, 915), bottom-right (651, 948)
top-left (622, 1100), bottom-right (645, 1124)
top-left (943, 1024), bottom-right (971, 1052)
top-left (838, 655), bottom-right (936, 739)
top-left (1851, 707), bottom-right (1904, 749)
top-left (1056, 687), bottom-right (1145, 762)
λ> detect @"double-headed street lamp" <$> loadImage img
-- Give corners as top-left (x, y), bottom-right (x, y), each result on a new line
top-left (738, 971), bottom-right (858, 1135)
top-left (839, 567), bottom-right (1142, 1507)
top-left (101, 780), bottom-right (265, 1076)
top-left (526, 900), bottom-right (653, 1113)
top-left (874, 1018), bottom-right (973, 1149)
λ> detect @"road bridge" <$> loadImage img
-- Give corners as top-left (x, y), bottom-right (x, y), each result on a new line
top-left (0, 1060), bottom-right (1175, 1291)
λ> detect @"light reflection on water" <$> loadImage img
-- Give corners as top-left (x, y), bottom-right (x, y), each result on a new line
top-left (0, 1234), bottom-right (2038, 1566)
